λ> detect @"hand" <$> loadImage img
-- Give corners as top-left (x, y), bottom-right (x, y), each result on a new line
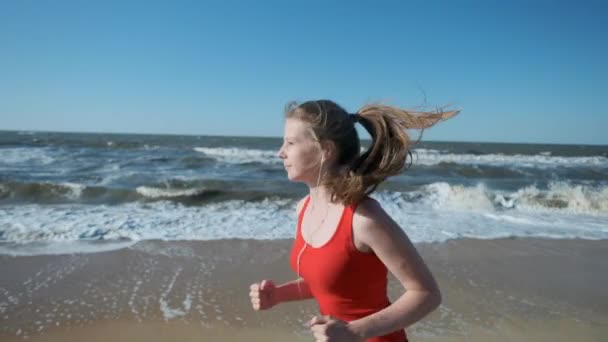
top-left (308, 315), bottom-right (365, 342)
top-left (249, 280), bottom-right (277, 310)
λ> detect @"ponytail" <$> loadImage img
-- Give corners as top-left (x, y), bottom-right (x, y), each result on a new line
top-left (329, 105), bottom-right (459, 204)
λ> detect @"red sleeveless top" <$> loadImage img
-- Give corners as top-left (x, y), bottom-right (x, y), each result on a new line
top-left (289, 196), bottom-right (407, 342)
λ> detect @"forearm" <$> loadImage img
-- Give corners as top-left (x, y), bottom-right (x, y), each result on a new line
top-left (348, 290), bottom-right (441, 339)
top-left (276, 278), bottom-right (314, 303)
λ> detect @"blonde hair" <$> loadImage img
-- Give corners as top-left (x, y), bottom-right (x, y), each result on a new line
top-left (285, 100), bottom-right (459, 205)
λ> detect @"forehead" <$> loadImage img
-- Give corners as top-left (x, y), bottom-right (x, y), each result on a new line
top-left (283, 118), bottom-right (313, 139)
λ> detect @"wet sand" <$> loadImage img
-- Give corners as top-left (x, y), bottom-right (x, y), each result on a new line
top-left (1, 237), bottom-right (607, 341)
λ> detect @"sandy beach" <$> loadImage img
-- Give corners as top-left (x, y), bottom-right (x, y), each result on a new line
top-left (1, 237), bottom-right (607, 342)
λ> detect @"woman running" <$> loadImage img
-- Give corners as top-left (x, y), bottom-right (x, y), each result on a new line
top-left (250, 100), bottom-right (458, 341)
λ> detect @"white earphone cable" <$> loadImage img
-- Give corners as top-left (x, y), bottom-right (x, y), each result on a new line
top-left (296, 154), bottom-right (327, 299)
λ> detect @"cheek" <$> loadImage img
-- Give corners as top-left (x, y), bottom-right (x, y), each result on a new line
top-left (291, 151), bottom-right (317, 167)
top-left (285, 142), bottom-right (320, 168)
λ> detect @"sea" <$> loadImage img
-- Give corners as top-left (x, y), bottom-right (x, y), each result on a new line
top-left (1, 130), bottom-right (607, 256)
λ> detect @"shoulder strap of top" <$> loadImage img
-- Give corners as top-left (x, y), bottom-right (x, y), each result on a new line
top-left (296, 195), bottom-right (311, 237)
top-left (340, 200), bottom-right (363, 251)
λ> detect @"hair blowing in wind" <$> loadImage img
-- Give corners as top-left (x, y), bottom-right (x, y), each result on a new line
top-left (285, 100), bottom-right (460, 205)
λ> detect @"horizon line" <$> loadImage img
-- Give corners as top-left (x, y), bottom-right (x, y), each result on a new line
top-left (1, 128), bottom-right (606, 147)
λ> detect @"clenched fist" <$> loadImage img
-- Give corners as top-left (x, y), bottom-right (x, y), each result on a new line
top-left (308, 315), bottom-right (364, 342)
top-left (249, 280), bottom-right (277, 310)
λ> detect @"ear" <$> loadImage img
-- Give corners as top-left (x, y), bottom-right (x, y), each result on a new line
top-left (320, 140), bottom-right (336, 162)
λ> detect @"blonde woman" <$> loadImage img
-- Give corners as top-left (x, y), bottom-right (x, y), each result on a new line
top-left (250, 100), bottom-right (458, 342)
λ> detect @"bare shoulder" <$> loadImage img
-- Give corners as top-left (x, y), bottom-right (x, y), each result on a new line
top-left (352, 197), bottom-right (401, 251)
top-left (353, 197), bottom-right (393, 228)
top-left (353, 198), bottom-right (440, 295)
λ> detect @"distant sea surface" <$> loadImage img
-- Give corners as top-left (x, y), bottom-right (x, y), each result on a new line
top-left (1, 130), bottom-right (607, 255)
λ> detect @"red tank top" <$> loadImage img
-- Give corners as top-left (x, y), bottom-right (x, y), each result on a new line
top-left (289, 196), bottom-right (407, 342)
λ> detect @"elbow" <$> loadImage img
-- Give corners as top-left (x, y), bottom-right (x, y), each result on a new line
top-left (435, 289), bottom-right (443, 308)
top-left (430, 288), bottom-right (442, 310)
top-left (420, 285), bottom-right (441, 311)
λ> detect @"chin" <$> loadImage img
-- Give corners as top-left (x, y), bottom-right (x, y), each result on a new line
top-left (286, 171), bottom-right (304, 183)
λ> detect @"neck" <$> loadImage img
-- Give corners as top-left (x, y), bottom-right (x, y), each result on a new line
top-left (308, 185), bottom-right (333, 204)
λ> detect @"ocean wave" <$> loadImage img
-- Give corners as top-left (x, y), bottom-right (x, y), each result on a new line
top-left (191, 146), bottom-right (608, 168)
top-left (0, 180), bottom-right (299, 205)
top-left (0, 199), bottom-right (296, 245)
top-left (0, 182), bottom-right (91, 203)
top-left (411, 149), bottom-right (608, 168)
top-left (2, 179), bottom-right (607, 216)
top-left (0, 147), bottom-right (56, 165)
top-left (135, 186), bottom-right (207, 198)
top-left (193, 147), bottom-right (280, 165)
top-left (411, 181), bottom-right (608, 216)
top-left (1, 192), bottom-right (606, 256)
top-left (509, 182), bottom-right (608, 215)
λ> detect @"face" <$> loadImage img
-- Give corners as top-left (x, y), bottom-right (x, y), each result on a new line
top-left (277, 118), bottom-right (324, 185)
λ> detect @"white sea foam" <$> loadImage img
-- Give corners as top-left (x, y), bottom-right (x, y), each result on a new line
top-left (412, 148), bottom-right (446, 154)
top-left (60, 182), bottom-right (86, 199)
top-left (511, 182), bottom-right (608, 214)
top-left (136, 186), bottom-right (205, 198)
top-left (0, 199), bottom-right (295, 246)
top-left (411, 149), bottom-right (607, 168)
top-left (158, 268), bottom-right (192, 321)
top-left (422, 183), bottom-right (496, 211)
top-left (0, 240), bottom-right (136, 256)
top-left (192, 146), bottom-right (607, 168)
top-left (0, 147), bottom-right (56, 165)
top-left (1, 184), bottom-right (607, 256)
top-left (193, 147), bottom-right (279, 164)
top-left (419, 181), bottom-right (608, 215)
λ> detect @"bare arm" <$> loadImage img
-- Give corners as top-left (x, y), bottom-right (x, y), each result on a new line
top-left (277, 196), bottom-right (314, 303)
top-left (250, 195), bottom-right (314, 310)
top-left (347, 198), bottom-right (441, 339)
top-left (275, 277), bottom-right (314, 303)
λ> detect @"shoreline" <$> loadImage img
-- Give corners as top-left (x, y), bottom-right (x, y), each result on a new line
top-left (1, 237), bottom-right (607, 341)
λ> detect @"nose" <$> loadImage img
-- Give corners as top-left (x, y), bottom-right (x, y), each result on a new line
top-left (277, 145), bottom-right (286, 159)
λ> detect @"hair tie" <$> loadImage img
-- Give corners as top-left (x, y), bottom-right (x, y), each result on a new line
top-left (349, 113), bottom-right (360, 122)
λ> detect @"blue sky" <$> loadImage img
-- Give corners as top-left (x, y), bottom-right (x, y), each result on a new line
top-left (1, 1), bottom-right (606, 145)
